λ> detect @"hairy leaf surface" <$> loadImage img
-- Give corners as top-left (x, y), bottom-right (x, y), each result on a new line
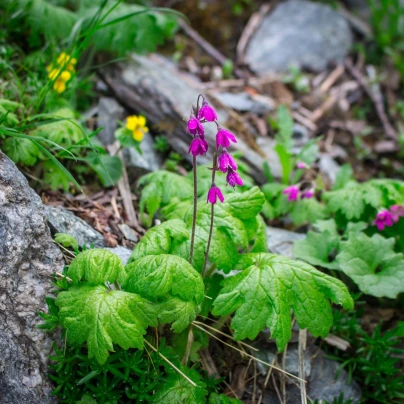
top-left (212, 253), bottom-right (353, 351)
top-left (337, 233), bottom-right (404, 298)
top-left (56, 285), bottom-right (157, 364)
top-left (124, 254), bottom-right (204, 332)
top-left (128, 220), bottom-right (189, 263)
top-left (68, 249), bottom-right (125, 285)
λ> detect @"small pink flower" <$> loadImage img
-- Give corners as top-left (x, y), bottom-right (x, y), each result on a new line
top-left (187, 117), bottom-right (204, 136)
top-left (390, 205), bottom-right (404, 221)
top-left (282, 185), bottom-right (299, 201)
top-left (374, 210), bottom-right (396, 231)
top-left (218, 151), bottom-right (237, 173)
top-left (226, 169), bottom-right (243, 188)
top-left (301, 190), bottom-right (314, 199)
top-left (207, 185), bottom-right (224, 204)
top-left (198, 100), bottom-right (218, 122)
top-left (216, 128), bottom-right (237, 148)
top-left (296, 161), bottom-right (307, 169)
top-left (188, 137), bottom-right (208, 156)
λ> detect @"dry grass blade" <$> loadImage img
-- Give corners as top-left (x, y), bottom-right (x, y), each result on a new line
top-left (143, 340), bottom-right (197, 387)
top-left (298, 328), bottom-right (308, 404)
top-left (192, 322), bottom-right (306, 383)
top-left (193, 321), bottom-right (259, 351)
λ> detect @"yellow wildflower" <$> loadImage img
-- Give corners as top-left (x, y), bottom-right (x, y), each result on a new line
top-left (133, 129), bottom-right (144, 142)
top-left (125, 115), bottom-right (149, 142)
top-left (57, 52), bottom-right (77, 72)
top-left (126, 116), bottom-right (139, 131)
top-left (53, 80), bottom-right (66, 94)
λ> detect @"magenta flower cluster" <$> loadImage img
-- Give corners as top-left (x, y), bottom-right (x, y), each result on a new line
top-left (282, 185), bottom-right (314, 201)
top-left (374, 205), bottom-right (404, 230)
top-left (187, 97), bottom-right (243, 204)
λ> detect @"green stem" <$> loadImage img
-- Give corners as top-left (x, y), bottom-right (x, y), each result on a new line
top-left (189, 156), bottom-right (197, 264)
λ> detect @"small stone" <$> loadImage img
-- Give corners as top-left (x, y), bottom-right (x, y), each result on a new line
top-left (104, 246), bottom-right (133, 265)
top-left (267, 226), bottom-right (305, 258)
top-left (319, 153), bottom-right (340, 186)
top-left (97, 97), bottom-right (125, 145)
top-left (118, 223), bottom-right (139, 242)
top-left (44, 205), bottom-right (105, 248)
top-left (123, 132), bottom-right (163, 175)
top-left (213, 92), bottom-right (274, 114)
top-left (246, 0), bottom-right (353, 74)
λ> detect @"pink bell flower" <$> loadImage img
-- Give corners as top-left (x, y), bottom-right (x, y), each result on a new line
top-left (218, 151), bottom-right (237, 173)
top-left (188, 137), bottom-right (208, 157)
top-left (301, 190), bottom-right (314, 199)
top-left (207, 185), bottom-right (224, 204)
top-left (282, 185), bottom-right (299, 201)
top-left (216, 128), bottom-right (237, 148)
top-left (226, 169), bottom-right (243, 188)
top-left (198, 100), bottom-right (218, 122)
top-left (390, 205), bottom-right (404, 222)
top-left (374, 210), bottom-right (397, 231)
top-left (187, 117), bottom-right (204, 136)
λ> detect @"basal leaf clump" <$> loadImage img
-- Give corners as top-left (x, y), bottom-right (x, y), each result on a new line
top-left (42, 94), bottom-right (356, 401)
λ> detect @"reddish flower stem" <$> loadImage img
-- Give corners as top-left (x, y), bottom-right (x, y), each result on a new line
top-left (202, 151), bottom-right (218, 277)
top-left (189, 155), bottom-right (197, 264)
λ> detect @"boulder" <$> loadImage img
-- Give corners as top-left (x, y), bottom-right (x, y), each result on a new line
top-left (0, 151), bottom-right (63, 403)
top-left (245, 0), bottom-right (352, 74)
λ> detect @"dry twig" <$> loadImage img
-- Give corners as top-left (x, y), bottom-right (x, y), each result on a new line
top-left (345, 59), bottom-right (397, 140)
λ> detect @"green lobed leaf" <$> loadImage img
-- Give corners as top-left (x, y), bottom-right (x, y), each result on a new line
top-left (293, 230), bottom-right (340, 269)
top-left (324, 179), bottom-right (404, 221)
top-left (173, 187), bottom-right (266, 273)
top-left (212, 253), bottom-right (353, 351)
top-left (54, 233), bottom-right (79, 250)
top-left (88, 154), bottom-right (122, 187)
top-left (68, 249), bottom-right (126, 285)
top-left (124, 254), bottom-right (204, 332)
top-left (128, 220), bottom-right (189, 263)
top-left (289, 198), bottom-right (327, 226)
top-left (336, 233), bottom-right (404, 298)
top-left (56, 284), bottom-right (158, 364)
top-left (31, 108), bottom-right (84, 148)
top-left (2, 136), bottom-right (40, 166)
top-left (209, 393), bottom-right (243, 404)
top-left (137, 170), bottom-right (193, 223)
top-left (152, 366), bottom-right (207, 404)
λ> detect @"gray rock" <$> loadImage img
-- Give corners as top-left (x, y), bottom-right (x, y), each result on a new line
top-left (308, 347), bottom-right (361, 403)
top-left (319, 153), bottom-right (340, 186)
top-left (212, 92), bottom-right (274, 114)
top-left (258, 343), bottom-right (361, 403)
top-left (44, 206), bottom-right (105, 248)
top-left (245, 0), bottom-right (353, 74)
top-left (0, 151), bottom-right (63, 403)
top-left (98, 97), bottom-right (125, 145)
top-left (267, 226), bottom-right (305, 258)
top-left (104, 246), bottom-right (133, 265)
top-left (123, 132), bottom-right (162, 174)
top-left (102, 54), bottom-right (277, 183)
top-left (255, 343), bottom-right (311, 378)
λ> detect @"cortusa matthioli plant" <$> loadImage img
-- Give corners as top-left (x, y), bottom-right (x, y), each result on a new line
top-left (42, 95), bottom-right (353, 402)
